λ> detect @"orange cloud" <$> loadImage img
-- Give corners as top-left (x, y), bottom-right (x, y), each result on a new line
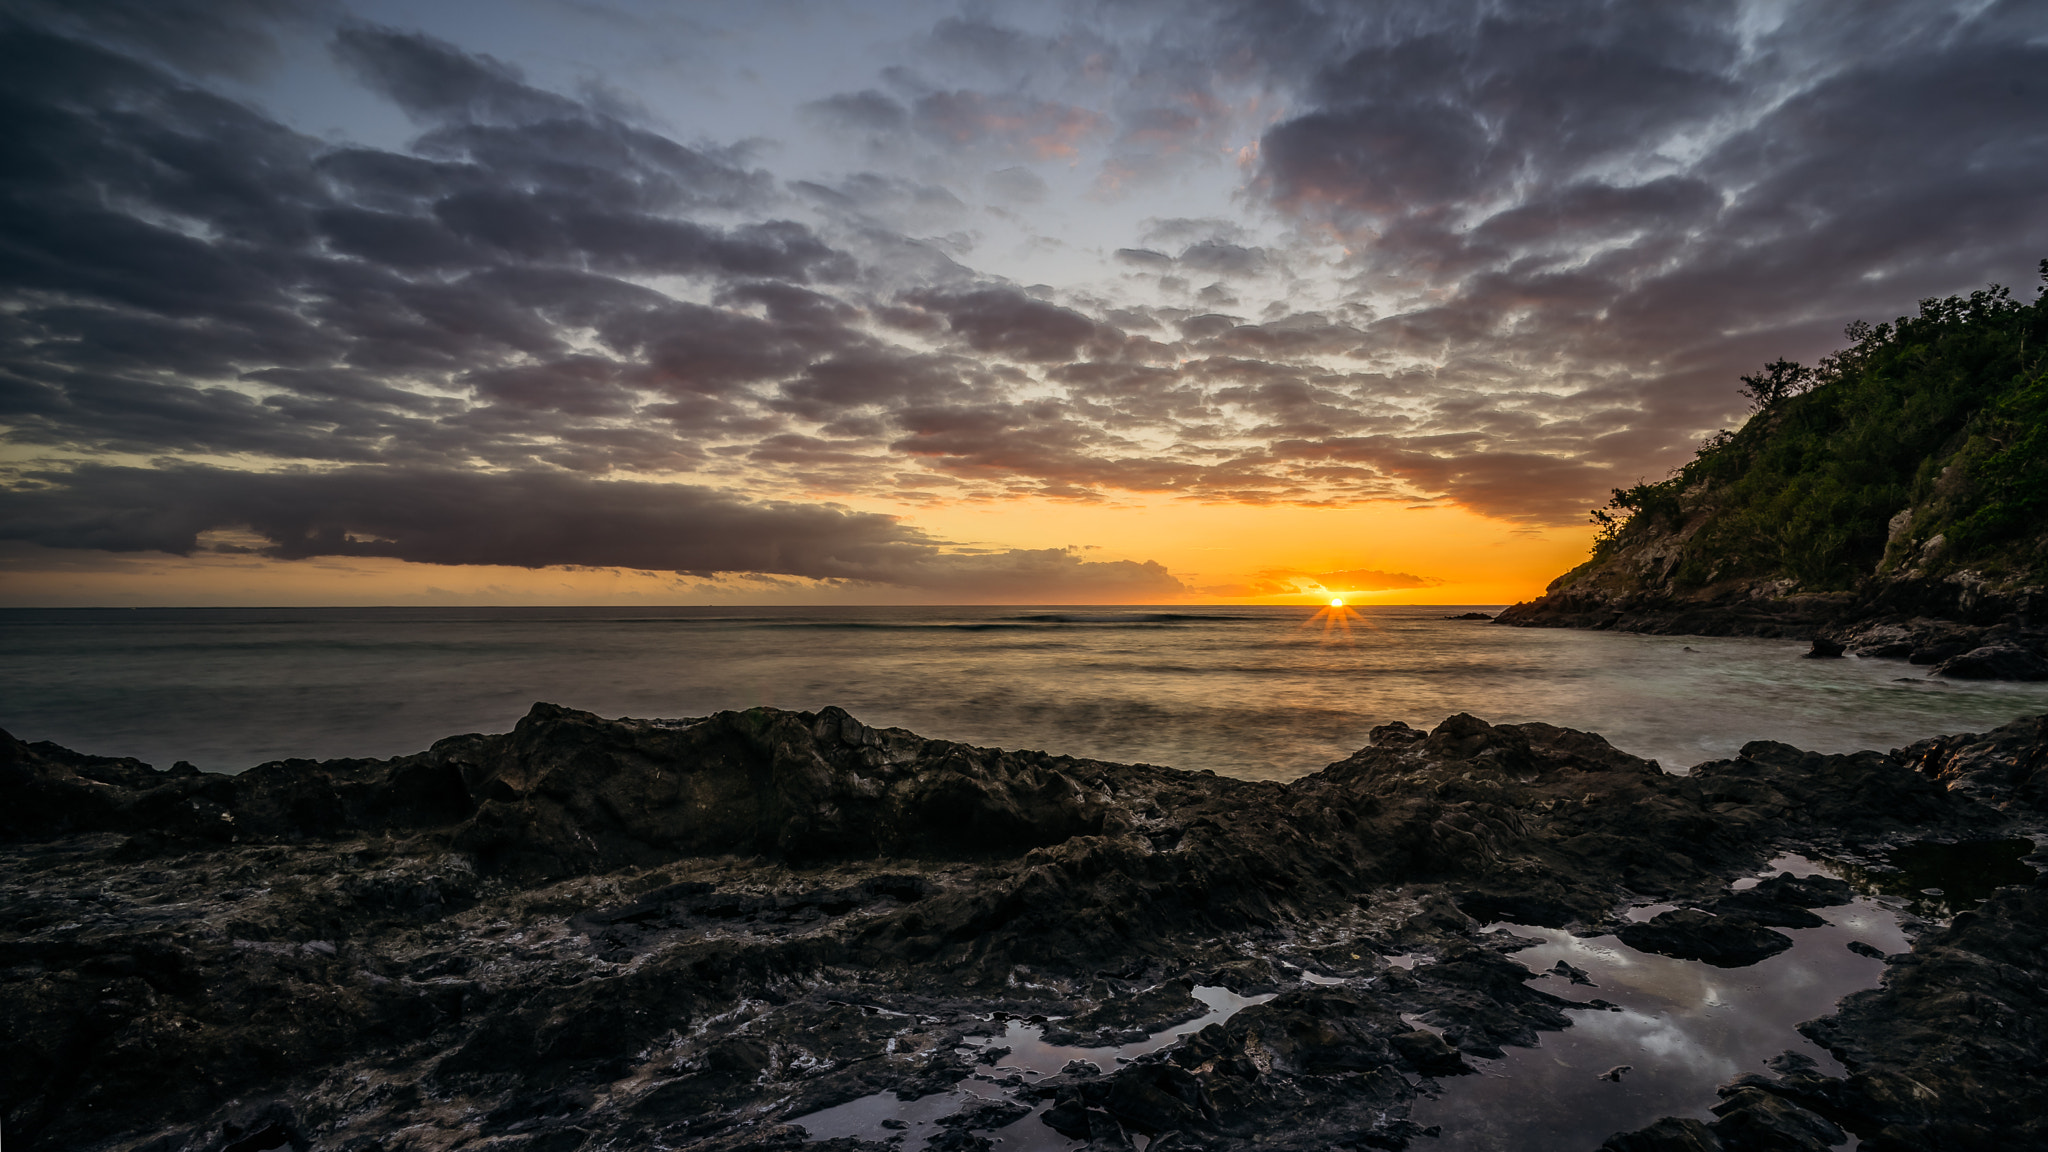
top-left (1202, 566), bottom-right (1443, 598)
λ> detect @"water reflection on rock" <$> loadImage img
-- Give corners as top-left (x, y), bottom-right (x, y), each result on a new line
top-left (791, 986), bottom-right (1275, 1149)
top-left (1409, 857), bottom-right (1908, 1152)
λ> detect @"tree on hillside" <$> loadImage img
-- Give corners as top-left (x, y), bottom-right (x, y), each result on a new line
top-left (1738, 358), bottom-right (1815, 411)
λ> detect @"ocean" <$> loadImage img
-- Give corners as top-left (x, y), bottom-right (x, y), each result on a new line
top-left (5, 604), bottom-right (2047, 779)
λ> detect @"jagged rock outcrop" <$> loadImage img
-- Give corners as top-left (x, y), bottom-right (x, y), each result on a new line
top-left (3, 705), bottom-right (2045, 1151)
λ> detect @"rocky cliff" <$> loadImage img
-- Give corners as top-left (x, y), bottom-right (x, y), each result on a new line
top-left (1498, 276), bottom-right (2048, 679)
top-left (4, 703), bottom-right (2047, 1151)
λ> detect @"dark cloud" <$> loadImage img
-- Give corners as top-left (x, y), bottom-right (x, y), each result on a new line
top-left (1177, 242), bottom-right (1270, 278)
top-left (3, 0), bottom-right (312, 79)
top-left (0, 464), bottom-right (1182, 599)
top-left (901, 287), bottom-right (1107, 363)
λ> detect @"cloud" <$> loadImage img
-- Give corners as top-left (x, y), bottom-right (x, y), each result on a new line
top-left (911, 90), bottom-right (1108, 160)
top-left (4, 0), bottom-right (2046, 579)
top-left (1309, 568), bottom-right (1444, 592)
top-left (984, 166), bottom-right (1050, 204)
top-left (1203, 566), bottom-right (1443, 597)
top-left (900, 287), bottom-right (1107, 363)
top-left (0, 464), bottom-right (1183, 599)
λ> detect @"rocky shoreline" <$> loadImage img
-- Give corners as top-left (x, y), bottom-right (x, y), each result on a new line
top-left (1494, 569), bottom-right (2048, 681)
top-left (5, 704), bottom-right (2047, 1151)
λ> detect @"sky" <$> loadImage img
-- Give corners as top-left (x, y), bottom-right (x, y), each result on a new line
top-left (1, 0), bottom-right (2043, 606)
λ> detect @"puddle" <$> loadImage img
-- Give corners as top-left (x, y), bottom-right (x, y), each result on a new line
top-left (791, 985), bottom-right (1274, 1149)
top-left (792, 842), bottom-right (2032, 1150)
top-left (1827, 837), bottom-right (2038, 919)
top-left (1408, 855), bottom-right (1909, 1151)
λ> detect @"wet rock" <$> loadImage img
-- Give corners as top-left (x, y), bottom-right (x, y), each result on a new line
top-left (1898, 714), bottom-right (2048, 814)
top-left (1388, 1030), bottom-right (1468, 1076)
top-left (1708, 1086), bottom-right (1845, 1150)
top-left (1748, 872), bottom-right (1854, 907)
top-left (1368, 720), bottom-right (1426, 746)
top-left (1454, 889), bottom-right (1587, 929)
top-left (1548, 959), bottom-right (1595, 986)
top-left (935, 1096), bottom-right (1031, 1131)
top-left (1041, 979), bottom-right (1203, 1046)
top-left (1444, 612), bottom-right (1494, 620)
top-left (1600, 1116), bottom-right (1723, 1151)
top-left (1798, 882), bottom-right (2048, 1149)
top-left (1707, 890), bottom-right (1828, 929)
top-left (1099, 1061), bottom-right (1213, 1134)
top-left (925, 1130), bottom-right (992, 1152)
top-left (1802, 637), bottom-right (1845, 658)
top-left (5, 705), bottom-right (2047, 1152)
top-left (1932, 643), bottom-right (2048, 680)
top-left (1615, 909), bottom-right (1793, 967)
top-left (1845, 940), bottom-right (1885, 960)
top-left (1042, 1098), bottom-right (1127, 1145)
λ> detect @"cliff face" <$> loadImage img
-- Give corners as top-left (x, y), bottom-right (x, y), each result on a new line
top-left (1499, 277), bottom-right (2048, 676)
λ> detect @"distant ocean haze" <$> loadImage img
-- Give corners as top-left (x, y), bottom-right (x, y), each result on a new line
top-left (5, 605), bottom-right (2048, 779)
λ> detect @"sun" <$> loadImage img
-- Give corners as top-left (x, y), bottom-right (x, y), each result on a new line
top-left (1329, 598), bottom-right (1345, 608)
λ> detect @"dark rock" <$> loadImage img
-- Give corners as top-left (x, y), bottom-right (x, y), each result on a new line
top-left (925, 1130), bottom-right (992, 1152)
top-left (1600, 1116), bottom-right (1723, 1150)
top-left (1388, 1030), bottom-right (1469, 1076)
top-left (1707, 891), bottom-right (1827, 929)
top-left (1615, 909), bottom-right (1794, 967)
top-left (5, 705), bottom-right (2047, 1152)
top-left (1896, 713), bottom-right (2048, 814)
top-left (1802, 637), bottom-right (1845, 658)
top-left (1747, 872), bottom-right (1854, 907)
top-left (1368, 720), bottom-right (1426, 745)
top-left (1100, 1061), bottom-right (1212, 1134)
top-left (1444, 612), bottom-right (1494, 620)
top-left (935, 1097), bottom-right (1031, 1130)
top-left (1845, 940), bottom-right (1885, 960)
top-left (1548, 960), bottom-right (1595, 986)
top-left (1707, 1086), bottom-right (1844, 1150)
top-left (1454, 890), bottom-right (1584, 928)
top-left (1798, 883), bottom-right (2048, 1149)
top-left (1932, 643), bottom-right (2048, 680)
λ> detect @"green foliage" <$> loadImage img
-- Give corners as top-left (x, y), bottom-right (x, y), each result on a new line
top-left (1737, 358), bottom-right (1815, 412)
top-left (1591, 267), bottom-right (2048, 590)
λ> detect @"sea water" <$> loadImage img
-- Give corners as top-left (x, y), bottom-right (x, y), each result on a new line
top-left (5, 604), bottom-right (2047, 777)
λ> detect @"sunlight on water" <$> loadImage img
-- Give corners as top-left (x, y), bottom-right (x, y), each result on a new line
top-left (4, 605), bottom-right (2046, 776)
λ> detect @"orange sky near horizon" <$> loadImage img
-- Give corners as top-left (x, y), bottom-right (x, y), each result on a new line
top-left (0, 496), bottom-right (1593, 608)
